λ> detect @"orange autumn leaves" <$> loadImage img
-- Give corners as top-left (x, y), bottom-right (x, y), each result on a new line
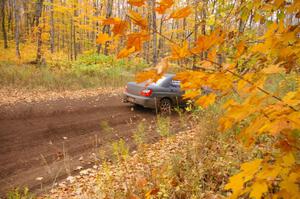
top-left (96, 15), bottom-right (148, 59)
top-left (128, 10), bottom-right (148, 29)
top-left (96, 18), bottom-right (128, 47)
top-left (98, 0), bottom-right (193, 60)
top-left (156, 0), bottom-right (174, 14)
top-left (104, 1), bottom-right (299, 198)
top-left (127, 0), bottom-right (145, 7)
top-left (169, 6), bottom-right (192, 19)
top-left (128, 0), bottom-right (189, 19)
top-left (96, 33), bottom-right (111, 45)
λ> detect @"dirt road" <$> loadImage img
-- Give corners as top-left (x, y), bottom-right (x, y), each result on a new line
top-left (0, 92), bottom-right (182, 197)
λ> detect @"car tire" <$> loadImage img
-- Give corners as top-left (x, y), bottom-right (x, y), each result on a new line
top-left (159, 98), bottom-right (172, 114)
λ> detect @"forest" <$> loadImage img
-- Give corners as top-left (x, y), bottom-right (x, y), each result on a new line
top-left (0, 0), bottom-right (299, 198)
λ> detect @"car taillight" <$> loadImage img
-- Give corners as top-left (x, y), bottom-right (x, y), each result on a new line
top-left (140, 88), bottom-right (153, 97)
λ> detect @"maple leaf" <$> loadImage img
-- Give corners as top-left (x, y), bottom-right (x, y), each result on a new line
top-left (102, 17), bottom-right (121, 25)
top-left (102, 18), bottom-right (128, 35)
top-left (126, 31), bottom-right (149, 52)
top-left (279, 172), bottom-right (300, 198)
top-left (128, 10), bottom-right (148, 29)
top-left (195, 93), bottom-right (216, 108)
top-left (170, 41), bottom-right (191, 59)
top-left (96, 33), bottom-right (111, 45)
top-left (224, 172), bottom-right (245, 196)
top-left (236, 41), bottom-right (245, 58)
top-left (156, 0), bottom-right (174, 14)
top-left (191, 29), bottom-right (223, 54)
top-left (183, 90), bottom-right (201, 99)
top-left (117, 47), bottom-right (135, 59)
top-left (237, 73), bottom-right (254, 93)
top-left (256, 164), bottom-right (282, 181)
top-left (281, 153), bottom-right (295, 167)
top-left (225, 159), bottom-right (263, 198)
top-left (240, 159), bottom-right (263, 176)
top-left (136, 70), bottom-right (162, 83)
top-left (249, 181), bottom-right (268, 199)
top-left (208, 48), bottom-right (217, 62)
top-left (112, 20), bottom-right (128, 35)
top-left (283, 91), bottom-right (300, 106)
top-left (169, 6), bottom-right (192, 19)
top-left (128, 0), bottom-right (145, 7)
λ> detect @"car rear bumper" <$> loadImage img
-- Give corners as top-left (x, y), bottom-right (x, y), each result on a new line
top-left (123, 92), bottom-right (157, 109)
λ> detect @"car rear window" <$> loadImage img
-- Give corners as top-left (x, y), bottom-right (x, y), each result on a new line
top-left (155, 76), bottom-right (167, 85)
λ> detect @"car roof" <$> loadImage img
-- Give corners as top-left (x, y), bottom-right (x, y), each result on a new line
top-left (164, 73), bottom-right (175, 77)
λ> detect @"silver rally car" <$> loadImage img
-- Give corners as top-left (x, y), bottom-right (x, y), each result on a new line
top-left (123, 74), bottom-right (184, 113)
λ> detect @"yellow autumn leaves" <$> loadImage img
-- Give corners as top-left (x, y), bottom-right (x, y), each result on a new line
top-left (225, 153), bottom-right (299, 199)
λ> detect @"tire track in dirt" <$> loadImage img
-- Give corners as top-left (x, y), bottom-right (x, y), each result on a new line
top-left (0, 93), bottom-right (182, 197)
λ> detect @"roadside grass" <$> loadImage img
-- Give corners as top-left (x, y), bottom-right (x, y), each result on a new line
top-left (0, 52), bottom-right (148, 90)
top-left (90, 105), bottom-right (256, 198)
top-left (6, 187), bottom-right (34, 199)
top-left (156, 115), bottom-right (171, 137)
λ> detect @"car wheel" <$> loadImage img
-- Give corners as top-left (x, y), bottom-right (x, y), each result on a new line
top-left (159, 98), bottom-right (172, 114)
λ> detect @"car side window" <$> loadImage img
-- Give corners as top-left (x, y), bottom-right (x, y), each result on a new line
top-left (170, 80), bottom-right (180, 88)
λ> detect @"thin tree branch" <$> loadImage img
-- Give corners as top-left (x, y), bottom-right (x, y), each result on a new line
top-left (126, 14), bottom-right (298, 112)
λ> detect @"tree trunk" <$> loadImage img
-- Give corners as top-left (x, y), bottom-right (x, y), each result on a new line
top-left (95, 0), bottom-right (103, 54)
top-left (193, 0), bottom-right (199, 69)
top-left (22, 0), bottom-right (30, 36)
top-left (8, 0), bottom-right (13, 35)
top-left (144, 1), bottom-right (152, 63)
top-left (35, 0), bottom-right (44, 64)
top-left (70, 16), bottom-right (73, 60)
top-left (61, 0), bottom-right (65, 49)
top-left (72, 0), bottom-right (78, 60)
top-left (49, 0), bottom-right (54, 53)
top-left (102, 0), bottom-right (113, 55)
top-left (238, 0), bottom-right (244, 34)
top-left (13, 0), bottom-right (21, 58)
top-left (157, 15), bottom-right (164, 58)
top-left (151, 0), bottom-right (157, 65)
top-left (1, 0), bottom-right (8, 48)
top-left (201, 0), bottom-right (207, 60)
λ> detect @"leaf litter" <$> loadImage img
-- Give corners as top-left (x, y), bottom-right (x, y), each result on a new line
top-left (40, 130), bottom-right (197, 199)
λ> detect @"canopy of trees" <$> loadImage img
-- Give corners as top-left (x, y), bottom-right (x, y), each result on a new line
top-left (1, 0), bottom-right (299, 198)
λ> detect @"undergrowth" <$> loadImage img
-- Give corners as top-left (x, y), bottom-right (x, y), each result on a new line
top-left (0, 52), bottom-right (148, 90)
top-left (94, 107), bottom-right (256, 198)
